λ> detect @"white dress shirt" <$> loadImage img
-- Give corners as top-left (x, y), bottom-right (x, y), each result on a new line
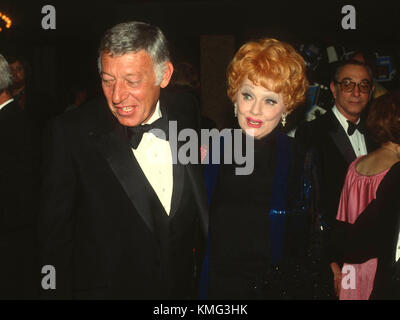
top-left (0, 98), bottom-right (14, 111)
top-left (332, 105), bottom-right (367, 157)
top-left (132, 101), bottom-right (173, 215)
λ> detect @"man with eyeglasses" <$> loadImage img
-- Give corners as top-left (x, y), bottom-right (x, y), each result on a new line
top-left (295, 59), bottom-right (378, 299)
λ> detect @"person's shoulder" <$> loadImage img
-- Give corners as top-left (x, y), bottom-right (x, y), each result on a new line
top-left (162, 89), bottom-right (199, 111)
top-left (0, 101), bottom-right (20, 130)
top-left (276, 130), bottom-right (295, 145)
top-left (0, 99), bottom-right (19, 113)
top-left (161, 90), bottom-right (200, 127)
top-left (295, 111), bottom-right (333, 149)
top-left (298, 111), bottom-right (332, 132)
top-left (284, 131), bottom-right (305, 158)
top-left (376, 161), bottom-right (400, 199)
top-left (48, 96), bottom-right (110, 134)
top-left (387, 161), bottom-right (400, 178)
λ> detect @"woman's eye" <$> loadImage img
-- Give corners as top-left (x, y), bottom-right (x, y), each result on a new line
top-left (241, 93), bottom-right (252, 100)
top-left (265, 98), bottom-right (277, 105)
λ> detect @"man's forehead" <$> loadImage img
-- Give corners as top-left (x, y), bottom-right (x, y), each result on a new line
top-left (338, 64), bottom-right (371, 81)
top-left (102, 50), bottom-right (151, 60)
top-left (102, 51), bottom-right (154, 68)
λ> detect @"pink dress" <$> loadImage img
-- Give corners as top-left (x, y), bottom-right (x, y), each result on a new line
top-left (336, 156), bottom-right (389, 300)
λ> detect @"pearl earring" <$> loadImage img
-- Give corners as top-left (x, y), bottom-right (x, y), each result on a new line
top-left (234, 102), bottom-right (238, 117)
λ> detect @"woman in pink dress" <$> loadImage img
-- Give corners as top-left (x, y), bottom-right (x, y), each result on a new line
top-left (335, 92), bottom-right (400, 300)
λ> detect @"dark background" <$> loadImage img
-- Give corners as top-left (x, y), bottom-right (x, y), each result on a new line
top-left (1, 0), bottom-right (399, 125)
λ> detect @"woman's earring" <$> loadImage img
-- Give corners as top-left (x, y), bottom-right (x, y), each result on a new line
top-left (281, 113), bottom-right (287, 127)
top-left (234, 102), bottom-right (238, 117)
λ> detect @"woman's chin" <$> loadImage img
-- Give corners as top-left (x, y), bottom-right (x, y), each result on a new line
top-left (242, 127), bottom-right (256, 137)
top-left (242, 127), bottom-right (274, 140)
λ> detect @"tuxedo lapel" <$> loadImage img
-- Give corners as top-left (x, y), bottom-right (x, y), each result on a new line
top-left (160, 95), bottom-right (184, 219)
top-left (326, 110), bottom-right (357, 164)
top-left (160, 92), bottom-right (208, 236)
top-left (0, 101), bottom-right (20, 120)
top-left (92, 127), bottom-right (156, 234)
top-left (169, 163), bottom-right (184, 218)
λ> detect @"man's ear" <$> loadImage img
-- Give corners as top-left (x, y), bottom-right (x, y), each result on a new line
top-left (160, 61), bottom-right (174, 88)
top-left (330, 81), bottom-right (337, 100)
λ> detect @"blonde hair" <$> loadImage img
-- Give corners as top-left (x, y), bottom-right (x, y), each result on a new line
top-left (227, 38), bottom-right (308, 112)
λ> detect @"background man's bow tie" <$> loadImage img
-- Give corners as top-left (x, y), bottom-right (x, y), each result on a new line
top-left (126, 116), bottom-right (169, 149)
top-left (347, 120), bottom-right (365, 136)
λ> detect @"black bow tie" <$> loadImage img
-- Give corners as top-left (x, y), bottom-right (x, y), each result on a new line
top-left (347, 120), bottom-right (365, 136)
top-left (126, 116), bottom-right (169, 149)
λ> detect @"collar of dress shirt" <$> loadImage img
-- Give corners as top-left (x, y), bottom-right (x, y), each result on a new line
top-left (142, 100), bottom-right (161, 125)
top-left (332, 105), bottom-right (360, 134)
top-left (0, 98), bottom-right (14, 111)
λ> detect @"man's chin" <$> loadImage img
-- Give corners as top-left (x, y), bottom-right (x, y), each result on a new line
top-left (340, 104), bottom-right (365, 118)
top-left (346, 108), bottom-right (364, 118)
top-left (110, 108), bottom-right (142, 127)
top-left (116, 117), bottom-right (142, 127)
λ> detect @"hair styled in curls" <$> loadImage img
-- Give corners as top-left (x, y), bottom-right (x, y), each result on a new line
top-left (227, 38), bottom-right (308, 112)
top-left (366, 92), bottom-right (400, 145)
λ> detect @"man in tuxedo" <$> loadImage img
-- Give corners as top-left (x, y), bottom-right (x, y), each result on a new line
top-left (0, 54), bottom-right (40, 299)
top-left (295, 59), bottom-right (378, 297)
top-left (39, 21), bottom-right (208, 299)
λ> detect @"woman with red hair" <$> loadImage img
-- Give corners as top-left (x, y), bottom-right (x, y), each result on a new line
top-left (204, 38), bottom-right (326, 299)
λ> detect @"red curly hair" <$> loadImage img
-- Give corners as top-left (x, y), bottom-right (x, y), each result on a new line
top-left (227, 38), bottom-right (308, 112)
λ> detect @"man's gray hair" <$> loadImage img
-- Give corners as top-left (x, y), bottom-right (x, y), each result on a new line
top-left (332, 59), bottom-right (374, 83)
top-left (0, 54), bottom-right (12, 92)
top-left (97, 21), bottom-right (170, 85)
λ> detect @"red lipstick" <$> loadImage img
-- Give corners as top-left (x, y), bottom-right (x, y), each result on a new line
top-left (246, 117), bottom-right (262, 128)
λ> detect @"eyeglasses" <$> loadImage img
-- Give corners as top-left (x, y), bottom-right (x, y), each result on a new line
top-left (335, 79), bottom-right (372, 93)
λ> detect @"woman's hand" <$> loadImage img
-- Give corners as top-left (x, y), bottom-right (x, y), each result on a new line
top-left (330, 262), bottom-right (342, 297)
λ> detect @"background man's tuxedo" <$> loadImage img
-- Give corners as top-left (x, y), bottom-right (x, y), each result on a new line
top-left (0, 101), bottom-right (40, 299)
top-left (296, 109), bottom-right (377, 230)
top-left (295, 109), bottom-right (378, 265)
top-left (39, 91), bottom-right (208, 299)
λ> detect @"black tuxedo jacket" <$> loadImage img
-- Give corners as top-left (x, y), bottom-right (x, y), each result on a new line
top-left (336, 162), bottom-right (400, 299)
top-left (0, 100), bottom-right (40, 299)
top-left (295, 109), bottom-right (378, 263)
top-left (38, 91), bottom-right (209, 299)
